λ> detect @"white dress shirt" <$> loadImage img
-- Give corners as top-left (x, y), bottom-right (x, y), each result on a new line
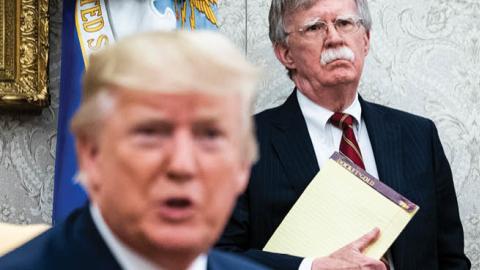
top-left (295, 90), bottom-right (393, 270)
top-left (90, 205), bottom-right (207, 270)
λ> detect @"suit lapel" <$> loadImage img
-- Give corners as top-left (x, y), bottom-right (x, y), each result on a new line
top-left (270, 90), bottom-right (320, 196)
top-left (361, 97), bottom-right (408, 269)
top-left (360, 97), bottom-right (404, 192)
top-left (69, 205), bottom-right (123, 269)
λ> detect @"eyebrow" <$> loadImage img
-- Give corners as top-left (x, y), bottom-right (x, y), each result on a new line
top-left (192, 117), bottom-right (227, 129)
top-left (131, 118), bottom-right (172, 129)
top-left (336, 14), bottom-right (359, 20)
top-left (301, 14), bottom-right (359, 26)
top-left (301, 17), bottom-right (323, 28)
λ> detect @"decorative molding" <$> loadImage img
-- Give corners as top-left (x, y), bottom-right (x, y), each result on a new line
top-left (0, 0), bottom-right (49, 109)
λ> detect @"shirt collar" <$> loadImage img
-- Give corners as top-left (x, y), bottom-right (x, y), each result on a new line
top-left (90, 204), bottom-right (208, 270)
top-left (296, 89), bottom-right (362, 131)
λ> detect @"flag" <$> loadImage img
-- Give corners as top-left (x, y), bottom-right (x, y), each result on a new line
top-left (53, 0), bottom-right (218, 223)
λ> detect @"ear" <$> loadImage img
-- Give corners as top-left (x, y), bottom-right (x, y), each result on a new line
top-left (363, 31), bottom-right (370, 56)
top-left (234, 160), bottom-right (252, 194)
top-left (274, 43), bottom-right (296, 70)
top-left (75, 135), bottom-right (101, 193)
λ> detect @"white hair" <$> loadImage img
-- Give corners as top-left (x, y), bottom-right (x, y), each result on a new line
top-left (269, 0), bottom-right (372, 45)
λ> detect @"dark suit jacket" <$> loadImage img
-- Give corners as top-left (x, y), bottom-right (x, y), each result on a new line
top-left (0, 205), bottom-right (269, 270)
top-left (217, 91), bottom-right (470, 270)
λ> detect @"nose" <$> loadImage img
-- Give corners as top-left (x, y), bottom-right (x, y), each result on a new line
top-left (165, 131), bottom-right (196, 182)
top-left (324, 23), bottom-right (344, 48)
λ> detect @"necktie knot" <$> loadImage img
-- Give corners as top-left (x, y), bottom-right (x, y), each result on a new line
top-left (329, 112), bottom-right (354, 130)
top-left (329, 112), bottom-right (365, 170)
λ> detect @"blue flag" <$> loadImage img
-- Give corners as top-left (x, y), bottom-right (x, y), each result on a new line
top-left (53, 0), bottom-right (218, 223)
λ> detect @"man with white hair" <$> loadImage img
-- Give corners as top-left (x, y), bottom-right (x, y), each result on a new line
top-left (0, 31), bottom-right (268, 270)
top-left (217, 0), bottom-right (470, 269)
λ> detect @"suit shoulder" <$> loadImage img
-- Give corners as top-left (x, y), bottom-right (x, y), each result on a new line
top-left (252, 105), bottom-right (285, 142)
top-left (208, 249), bottom-right (271, 269)
top-left (254, 105), bottom-right (283, 125)
top-left (0, 228), bottom-right (56, 270)
top-left (365, 100), bottom-right (434, 127)
top-left (0, 207), bottom-right (101, 270)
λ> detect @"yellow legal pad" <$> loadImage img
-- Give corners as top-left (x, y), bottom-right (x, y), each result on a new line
top-left (263, 152), bottom-right (418, 259)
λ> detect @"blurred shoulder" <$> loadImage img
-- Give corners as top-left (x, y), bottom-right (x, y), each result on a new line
top-left (0, 226), bottom-right (57, 270)
top-left (0, 206), bottom-right (106, 270)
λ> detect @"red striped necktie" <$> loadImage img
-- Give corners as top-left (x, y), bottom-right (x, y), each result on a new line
top-left (329, 112), bottom-right (365, 170)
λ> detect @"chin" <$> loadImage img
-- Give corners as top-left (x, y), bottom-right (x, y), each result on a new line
top-left (146, 223), bottom-right (213, 253)
top-left (326, 69), bottom-right (358, 83)
top-left (322, 77), bottom-right (356, 86)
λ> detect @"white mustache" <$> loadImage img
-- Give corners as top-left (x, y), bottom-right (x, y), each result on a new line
top-left (320, 46), bottom-right (355, 65)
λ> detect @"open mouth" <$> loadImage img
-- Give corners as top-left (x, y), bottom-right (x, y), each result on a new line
top-left (158, 197), bottom-right (195, 222)
top-left (165, 198), bottom-right (192, 208)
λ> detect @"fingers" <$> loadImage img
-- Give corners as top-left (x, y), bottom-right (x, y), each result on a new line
top-left (313, 228), bottom-right (384, 270)
top-left (349, 227), bottom-right (380, 252)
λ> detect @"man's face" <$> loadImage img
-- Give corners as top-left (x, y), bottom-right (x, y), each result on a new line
top-left (277, 0), bottom-right (370, 89)
top-left (78, 89), bottom-right (250, 257)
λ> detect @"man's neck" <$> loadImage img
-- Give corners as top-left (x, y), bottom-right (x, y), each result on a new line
top-left (90, 205), bottom-right (206, 270)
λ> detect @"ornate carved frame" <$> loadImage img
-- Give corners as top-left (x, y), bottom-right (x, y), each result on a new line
top-left (0, 0), bottom-right (49, 109)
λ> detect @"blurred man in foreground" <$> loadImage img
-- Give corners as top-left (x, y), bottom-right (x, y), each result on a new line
top-left (217, 0), bottom-right (470, 269)
top-left (0, 31), bottom-right (267, 270)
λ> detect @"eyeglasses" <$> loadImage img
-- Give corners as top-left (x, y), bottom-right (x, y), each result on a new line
top-left (286, 16), bottom-right (363, 40)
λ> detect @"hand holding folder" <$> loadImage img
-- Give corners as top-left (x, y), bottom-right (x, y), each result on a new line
top-left (263, 152), bottom-right (419, 261)
top-left (309, 227), bottom-right (386, 269)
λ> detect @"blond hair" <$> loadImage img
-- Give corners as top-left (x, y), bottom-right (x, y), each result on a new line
top-left (71, 31), bottom-right (259, 163)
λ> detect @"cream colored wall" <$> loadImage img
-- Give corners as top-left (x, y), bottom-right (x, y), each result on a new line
top-left (0, 0), bottom-right (477, 267)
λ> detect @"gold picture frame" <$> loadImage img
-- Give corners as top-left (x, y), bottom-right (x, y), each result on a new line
top-left (0, 0), bottom-right (49, 109)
